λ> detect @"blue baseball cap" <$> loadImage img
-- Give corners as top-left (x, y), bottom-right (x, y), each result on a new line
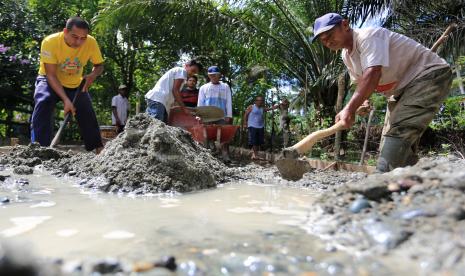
top-left (311, 13), bottom-right (343, 42)
top-left (207, 66), bottom-right (221, 75)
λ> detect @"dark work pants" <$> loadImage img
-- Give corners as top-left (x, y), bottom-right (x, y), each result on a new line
top-left (31, 76), bottom-right (103, 151)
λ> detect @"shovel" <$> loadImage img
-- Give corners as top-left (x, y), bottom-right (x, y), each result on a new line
top-left (276, 121), bottom-right (345, 181)
top-left (189, 106), bottom-right (225, 123)
top-left (50, 81), bottom-right (84, 148)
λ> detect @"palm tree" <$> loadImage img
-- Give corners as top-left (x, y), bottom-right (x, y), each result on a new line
top-left (222, 0), bottom-right (464, 117)
top-left (93, 0), bottom-right (464, 118)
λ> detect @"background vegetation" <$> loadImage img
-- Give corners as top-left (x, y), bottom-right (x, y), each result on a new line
top-left (0, 0), bottom-right (464, 161)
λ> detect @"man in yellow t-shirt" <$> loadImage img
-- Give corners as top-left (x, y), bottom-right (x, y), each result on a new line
top-left (31, 16), bottom-right (105, 153)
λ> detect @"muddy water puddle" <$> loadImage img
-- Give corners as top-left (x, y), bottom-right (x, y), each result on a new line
top-left (0, 167), bottom-right (415, 275)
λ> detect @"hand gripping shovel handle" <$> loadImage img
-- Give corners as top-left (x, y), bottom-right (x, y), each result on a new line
top-left (50, 81), bottom-right (85, 148)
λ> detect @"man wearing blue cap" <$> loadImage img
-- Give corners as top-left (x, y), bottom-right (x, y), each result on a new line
top-left (198, 66), bottom-right (233, 122)
top-left (312, 13), bottom-right (452, 172)
top-left (198, 66), bottom-right (233, 162)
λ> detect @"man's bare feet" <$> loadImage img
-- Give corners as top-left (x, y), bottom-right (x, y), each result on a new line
top-left (95, 147), bottom-right (103, 155)
top-left (221, 150), bottom-right (231, 164)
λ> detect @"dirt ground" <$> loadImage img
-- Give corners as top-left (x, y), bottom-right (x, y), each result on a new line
top-left (1, 114), bottom-right (465, 275)
top-left (251, 156), bottom-right (465, 275)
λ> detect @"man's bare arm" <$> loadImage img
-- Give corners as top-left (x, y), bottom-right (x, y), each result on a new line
top-left (44, 63), bottom-right (76, 115)
top-left (83, 63), bottom-right (104, 92)
top-left (172, 79), bottom-right (187, 109)
top-left (336, 66), bottom-right (382, 128)
top-left (112, 106), bottom-right (121, 125)
top-left (243, 105), bottom-right (252, 126)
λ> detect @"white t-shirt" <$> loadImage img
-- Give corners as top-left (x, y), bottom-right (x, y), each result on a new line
top-left (197, 82), bottom-right (233, 118)
top-left (111, 94), bottom-right (129, 125)
top-left (342, 27), bottom-right (449, 97)
top-left (145, 67), bottom-right (187, 112)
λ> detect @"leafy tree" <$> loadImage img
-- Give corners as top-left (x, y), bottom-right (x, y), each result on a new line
top-left (0, 0), bottom-right (40, 138)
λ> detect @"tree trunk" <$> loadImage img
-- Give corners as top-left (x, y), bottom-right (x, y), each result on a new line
top-left (334, 73), bottom-right (345, 160)
top-left (456, 63), bottom-right (465, 94)
top-left (360, 108), bottom-right (375, 165)
top-left (6, 109), bottom-right (13, 137)
top-left (240, 109), bottom-right (245, 147)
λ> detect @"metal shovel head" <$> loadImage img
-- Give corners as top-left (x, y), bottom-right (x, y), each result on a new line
top-left (276, 157), bottom-right (312, 181)
top-left (191, 106), bottom-right (225, 122)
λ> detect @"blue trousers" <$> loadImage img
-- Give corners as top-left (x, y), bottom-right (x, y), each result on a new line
top-left (146, 99), bottom-right (168, 123)
top-left (31, 76), bottom-right (103, 151)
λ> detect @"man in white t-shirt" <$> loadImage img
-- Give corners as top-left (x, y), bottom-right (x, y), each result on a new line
top-left (198, 66), bottom-right (234, 163)
top-left (198, 66), bottom-right (233, 122)
top-left (112, 84), bottom-right (129, 133)
top-left (312, 13), bottom-right (452, 172)
top-left (145, 59), bottom-right (203, 123)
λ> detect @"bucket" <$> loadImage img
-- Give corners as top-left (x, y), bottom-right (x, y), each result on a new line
top-left (10, 137), bottom-right (19, 146)
top-left (100, 126), bottom-right (117, 139)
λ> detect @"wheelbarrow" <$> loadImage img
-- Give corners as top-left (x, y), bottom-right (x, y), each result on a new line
top-left (168, 106), bottom-right (239, 146)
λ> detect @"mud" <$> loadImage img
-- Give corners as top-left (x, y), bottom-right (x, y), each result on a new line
top-left (224, 157), bottom-right (465, 274)
top-left (0, 240), bottom-right (46, 276)
top-left (1, 114), bottom-right (229, 193)
top-left (1, 116), bottom-right (465, 274)
top-left (298, 155), bottom-right (465, 274)
top-left (13, 165), bottom-right (33, 175)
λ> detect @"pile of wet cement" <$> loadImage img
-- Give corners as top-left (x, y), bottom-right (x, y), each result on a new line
top-left (304, 156), bottom-right (465, 274)
top-left (1, 114), bottom-right (228, 193)
top-left (229, 157), bottom-right (465, 273)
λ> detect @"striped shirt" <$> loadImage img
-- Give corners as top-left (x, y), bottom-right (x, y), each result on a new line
top-left (197, 82), bottom-right (232, 118)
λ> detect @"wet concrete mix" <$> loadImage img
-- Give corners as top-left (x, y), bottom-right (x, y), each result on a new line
top-left (214, 157), bottom-right (465, 274)
top-left (1, 113), bottom-right (465, 274)
top-left (1, 113), bottom-right (229, 194)
top-left (309, 156), bottom-right (465, 274)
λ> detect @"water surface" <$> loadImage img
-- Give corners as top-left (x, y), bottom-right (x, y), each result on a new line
top-left (0, 167), bottom-right (415, 275)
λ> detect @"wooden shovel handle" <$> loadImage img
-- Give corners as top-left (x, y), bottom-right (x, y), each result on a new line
top-left (431, 23), bottom-right (457, 53)
top-left (290, 121), bottom-right (346, 155)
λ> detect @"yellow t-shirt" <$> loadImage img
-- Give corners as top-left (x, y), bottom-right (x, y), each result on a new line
top-left (38, 32), bottom-right (104, 88)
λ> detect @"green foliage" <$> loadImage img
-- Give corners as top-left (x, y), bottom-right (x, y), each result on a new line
top-left (1, 0), bottom-right (463, 156)
top-left (366, 157), bottom-right (377, 166)
top-left (221, 0), bottom-right (346, 121)
top-left (430, 96), bottom-right (465, 131)
top-left (458, 56), bottom-right (465, 65)
top-left (0, 0), bottom-right (41, 138)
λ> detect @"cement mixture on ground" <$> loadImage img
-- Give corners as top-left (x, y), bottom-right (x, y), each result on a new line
top-left (1, 115), bottom-right (465, 274)
top-left (298, 156), bottom-right (465, 274)
top-left (226, 157), bottom-right (465, 274)
top-left (1, 113), bottom-right (229, 193)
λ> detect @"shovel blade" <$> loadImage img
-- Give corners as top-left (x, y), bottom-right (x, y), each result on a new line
top-left (276, 158), bottom-right (312, 181)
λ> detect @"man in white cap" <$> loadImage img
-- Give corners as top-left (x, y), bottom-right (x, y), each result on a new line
top-left (112, 84), bottom-right (129, 133)
top-left (312, 13), bottom-right (452, 172)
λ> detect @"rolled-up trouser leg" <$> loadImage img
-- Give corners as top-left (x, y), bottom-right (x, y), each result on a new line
top-left (31, 76), bottom-right (58, 146)
top-left (377, 67), bottom-right (453, 172)
top-left (69, 89), bottom-right (103, 151)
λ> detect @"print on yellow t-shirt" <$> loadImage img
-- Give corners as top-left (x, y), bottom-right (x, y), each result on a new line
top-left (61, 57), bottom-right (82, 76)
